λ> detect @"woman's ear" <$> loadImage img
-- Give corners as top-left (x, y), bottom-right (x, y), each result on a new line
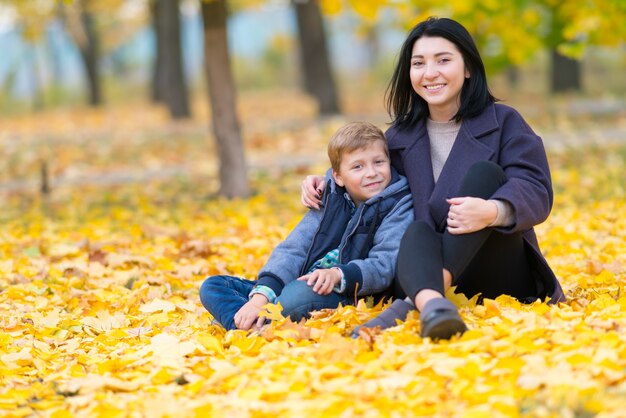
top-left (465, 68), bottom-right (470, 78)
top-left (332, 169), bottom-right (344, 187)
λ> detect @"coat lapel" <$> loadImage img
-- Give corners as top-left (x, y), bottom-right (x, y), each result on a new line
top-left (428, 105), bottom-right (500, 229)
top-left (388, 121), bottom-right (435, 224)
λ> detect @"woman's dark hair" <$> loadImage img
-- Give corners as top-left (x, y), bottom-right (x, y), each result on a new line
top-left (386, 17), bottom-right (497, 127)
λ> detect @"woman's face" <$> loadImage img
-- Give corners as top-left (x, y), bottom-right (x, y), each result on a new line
top-left (409, 36), bottom-right (469, 121)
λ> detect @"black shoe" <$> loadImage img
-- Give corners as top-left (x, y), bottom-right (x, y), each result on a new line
top-left (351, 299), bottom-right (414, 338)
top-left (420, 308), bottom-right (467, 340)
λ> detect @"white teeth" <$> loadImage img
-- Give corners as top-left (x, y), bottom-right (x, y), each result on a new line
top-left (425, 84), bottom-right (445, 90)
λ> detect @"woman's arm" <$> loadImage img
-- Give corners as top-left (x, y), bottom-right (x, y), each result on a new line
top-left (490, 112), bottom-right (553, 232)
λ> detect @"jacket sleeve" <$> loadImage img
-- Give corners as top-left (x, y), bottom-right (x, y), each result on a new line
top-left (489, 109), bottom-right (553, 233)
top-left (255, 207), bottom-right (324, 296)
top-left (334, 194), bottom-right (414, 296)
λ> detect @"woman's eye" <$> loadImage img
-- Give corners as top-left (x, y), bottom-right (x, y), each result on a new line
top-left (412, 61), bottom-right (423, 67)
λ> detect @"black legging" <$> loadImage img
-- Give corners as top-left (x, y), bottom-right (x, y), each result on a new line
top-left (396, 161), bottom-right (536, 302)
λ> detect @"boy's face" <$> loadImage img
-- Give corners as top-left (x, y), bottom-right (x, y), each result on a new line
top-left (332, 140), bottom-right (392, 206)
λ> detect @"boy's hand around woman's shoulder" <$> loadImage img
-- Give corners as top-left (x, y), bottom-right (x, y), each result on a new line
top-left (234, 294), bottom-right (268, 331)
top-left (298, 268), bottom-right (342, 295)
top-left (301, 175), bottom-right (325, 209)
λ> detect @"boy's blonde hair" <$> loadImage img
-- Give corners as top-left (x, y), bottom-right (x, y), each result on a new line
top-left (327, 122), bottom-right (389, 172)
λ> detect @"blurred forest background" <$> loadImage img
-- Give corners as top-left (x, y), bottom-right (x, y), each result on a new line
top-left (1, 2), bottom-right (626, 415)
top-left (0, 0), bottom-right (624, 199)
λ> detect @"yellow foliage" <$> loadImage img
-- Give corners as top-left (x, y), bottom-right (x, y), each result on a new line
top-left (347, 0), bottom-right (381, 21)
top-left (1, 103), bottom-right (626, 416)
top-left (320, 0), bottom-right (342, 16)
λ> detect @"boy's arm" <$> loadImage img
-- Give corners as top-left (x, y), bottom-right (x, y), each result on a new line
top-left (333, 194), bottom-right (414, 296)
top-left (254, 205), bottom-right (325, 296)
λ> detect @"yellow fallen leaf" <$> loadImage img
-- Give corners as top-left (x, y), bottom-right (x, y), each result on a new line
top-left (58, 375), bottom-right (140, 394)
top-left (139, 298), bottom-right (176, 314)
top-left (197, 334), bottom-right (225, 355)
top-left (259, 302), bottom-right (284, 321)
top-left (48, 243), bottom-right (82, 259)
top-left (81, 311), bottom-right (127, 332)
top-left (106, 253), bottom-right (154, 269)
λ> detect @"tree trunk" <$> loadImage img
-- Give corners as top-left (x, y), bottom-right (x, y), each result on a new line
top-left (201, 0), bottom-right (250, 198)
top-left (293, 0), bottom-right (340, 115)
top-left (57, 0), bottom-right (102, 106)
top-left (550, 49), bottom-right (581, 93)
top-left (364, 24), bottom-right (380, 69)
top-left (30, 45), bottom-right (44, 111)
top-left (506, 65), bottom-right (519, 90)
top-left (150, 0), bottom-right (164, 102)
top-left (152, 0), bottom-right (190, 118)
top-left (77, 9), bottom-right (102, 106)
top-left (46, 25), bottom-right (63, 90)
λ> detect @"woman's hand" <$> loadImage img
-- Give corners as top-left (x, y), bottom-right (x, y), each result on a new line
top-left (297, 268), bottom-right (342, 295)
top-left (301, 175), bottom-right (325, 209)
top-left (233, 294), bottom-right (268, 330)
top-left (446, 197), bottom-right (498, 234)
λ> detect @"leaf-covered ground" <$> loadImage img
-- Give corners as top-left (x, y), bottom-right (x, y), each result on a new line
top-left (1, 97), bottom-right (626, 417)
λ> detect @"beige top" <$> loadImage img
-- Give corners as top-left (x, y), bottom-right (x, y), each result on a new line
top-left (427, 118), bottom-right (461, 182)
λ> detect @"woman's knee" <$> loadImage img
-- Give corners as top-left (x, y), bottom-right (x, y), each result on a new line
top-left (469, 160), bottom-right (505, 178)
top-left (458, 161), bottom-right (506, 198)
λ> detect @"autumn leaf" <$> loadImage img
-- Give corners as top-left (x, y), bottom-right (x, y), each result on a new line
top-left (139, 298), bottom-right (176, 314)
top-left (259, 302), bottom-right (285, 321)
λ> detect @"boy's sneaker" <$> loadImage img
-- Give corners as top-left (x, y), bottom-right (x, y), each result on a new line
top-left (419, 298), bottom-right (467, 340)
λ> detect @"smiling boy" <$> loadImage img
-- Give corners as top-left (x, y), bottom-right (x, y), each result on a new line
top-left (199, 122), bottom-right (414, 331)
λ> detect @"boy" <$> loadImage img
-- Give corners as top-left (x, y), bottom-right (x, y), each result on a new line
top-left (199, 122), bottom-right (413, 331)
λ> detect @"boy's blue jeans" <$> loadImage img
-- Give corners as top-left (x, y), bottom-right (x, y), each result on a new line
top-left (199, 275), bottom-right (352, 330)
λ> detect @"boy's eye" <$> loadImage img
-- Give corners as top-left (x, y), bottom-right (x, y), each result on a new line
top-left (351, 164), bottom-right (362, 170)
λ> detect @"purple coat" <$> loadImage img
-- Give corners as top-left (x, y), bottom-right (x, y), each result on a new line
top-left (386, 103), bottom-right (565, 303)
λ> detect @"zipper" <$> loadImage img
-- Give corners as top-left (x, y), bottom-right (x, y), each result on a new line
top-left (338, 195), bottom-right (380, 263)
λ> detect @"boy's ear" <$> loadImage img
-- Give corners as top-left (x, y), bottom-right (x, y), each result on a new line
top-left (332, 169), bottom-right (344, 187)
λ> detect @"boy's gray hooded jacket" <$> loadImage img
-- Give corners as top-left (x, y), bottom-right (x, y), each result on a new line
top-left (255, 168), bottom-right (413, 298)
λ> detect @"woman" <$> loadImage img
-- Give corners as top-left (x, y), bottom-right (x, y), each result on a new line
top-left (301, 17), bottom-right (565, 340)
